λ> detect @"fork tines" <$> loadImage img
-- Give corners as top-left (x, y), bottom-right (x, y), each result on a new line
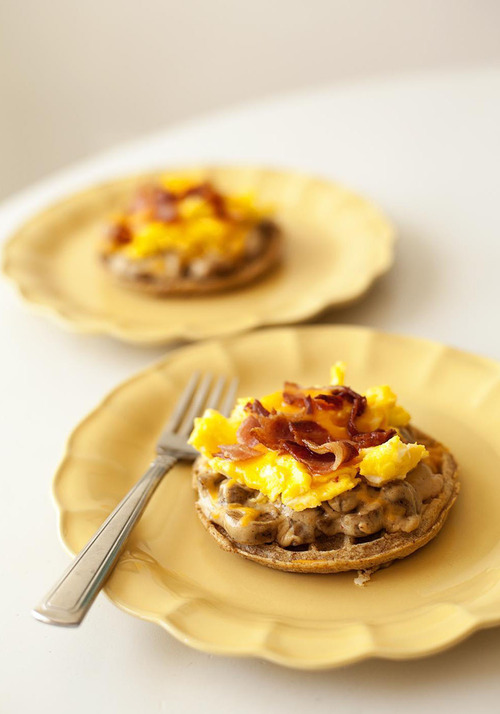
top-left (163, 372), bottom-right (239, 441)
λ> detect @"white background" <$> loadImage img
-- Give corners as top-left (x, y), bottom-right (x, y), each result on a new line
top-left (1, 0), bottom-right (500, 198)
top-left (1, 66), bottom-right (500, 713)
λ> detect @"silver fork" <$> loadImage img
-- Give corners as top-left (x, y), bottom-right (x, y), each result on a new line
top-left (33, 372), bottom-right (238, 627)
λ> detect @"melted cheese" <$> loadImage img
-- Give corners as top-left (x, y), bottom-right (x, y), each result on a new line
top-left (225, 505), bottom-right (260, 527)
top-left (207, 480), bottom-right (222, 502)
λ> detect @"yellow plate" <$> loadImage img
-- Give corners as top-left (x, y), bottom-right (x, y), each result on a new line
top-left (2, 167), bottom-right (394, 345)
top-left (53, 325), bottom-right (500, 668)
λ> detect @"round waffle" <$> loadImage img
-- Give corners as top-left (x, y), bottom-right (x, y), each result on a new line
top-left (193, 426), bottom-right (459, 574)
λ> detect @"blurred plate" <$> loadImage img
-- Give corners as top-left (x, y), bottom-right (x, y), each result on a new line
top-left (53, 325), bottom-right (500, 668)
top-left (2, 167), bottom-right (394, 344)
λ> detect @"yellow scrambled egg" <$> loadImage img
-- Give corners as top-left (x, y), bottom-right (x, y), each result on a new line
top-left (189, 363), bottom-right (427, 511)
top-left (124, 219), bottom-right (246, 261)
top-left (111, 174), bottom-right (270, 261)
top-left (359, 436), bottom-right (427, 486)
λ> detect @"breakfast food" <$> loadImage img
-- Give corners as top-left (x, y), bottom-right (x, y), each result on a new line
top-left (189, 364), bottom-right (459, 579)
top-left (99, 174), bottom-right (282, 295)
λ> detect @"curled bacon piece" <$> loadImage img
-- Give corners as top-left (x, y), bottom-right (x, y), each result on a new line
top-left (314, 393), bottom-right (344, 410)
top-left (332, 386), bottom-right (366, 404)
top-left (290, 420), bottom-right (330, 445)
top-left (281, 442), bottom-right (339, 474)
top-left (347, 397), bottom-right (366, 437)
top-left (246, 399), bottom-right (271, 417)
top-left (236, 414), bottom-right (261, 447)
top-left (227, 411), bottom-right (359, 474)
top-left (302, 439), bottom-right (359, 465)
top-left (250, 415), bottom-right (291, 449)
top-left (239, 414), bottom-right (330, 451)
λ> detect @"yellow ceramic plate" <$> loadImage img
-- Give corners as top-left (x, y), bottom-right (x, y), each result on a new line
top-left (2, 167), bottom-right (394, 344)
top-left (54, 326), bottom-right (500, 668)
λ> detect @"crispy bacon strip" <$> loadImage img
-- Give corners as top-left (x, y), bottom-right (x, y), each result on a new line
top-left (250, 415), bottom-right (292, 449)
top-left (332, 386), bottom-right (366, 404)
top-left (314, 393), bottom-right (344, 410)
top-left (236, 414), bottom-right (261, 447)
top-left (281, 442), bottom-right (339, 474)
top-left (302, 439), bottom-right (358, 465)
top-left (290, 420), bottom-right (330, 445)
top-left (347, 397), bottom-right (366, 437)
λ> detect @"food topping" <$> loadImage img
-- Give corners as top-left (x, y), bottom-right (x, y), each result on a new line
top-left (190, 364), bottom-right (429, 511)
top-left (359, 435), bottom-right (427, 486)
top-left (102, 175), bottom-right (274, 267)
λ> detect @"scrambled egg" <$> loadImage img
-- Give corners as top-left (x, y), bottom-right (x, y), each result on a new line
top-left (189, 363), bottom-right (427, 511)
top-left (357, 385), bottom-right (410, 431)
top-left (359, 435), bottom-right (427, 486)
top-left (208, 451), bottom-right (360, 511)
top-left (125, 218), bottom-right (244, 260)
top-left (113, 174), bottom-right (270, 261)
top-left (330, 361), bottom-right (346, 385)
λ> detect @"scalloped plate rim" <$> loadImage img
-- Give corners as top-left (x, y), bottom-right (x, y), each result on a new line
top-left (100, 590), bottom-right (500, 670)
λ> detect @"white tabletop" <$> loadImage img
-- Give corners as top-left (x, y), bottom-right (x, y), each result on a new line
top-left (2, 67), bottom-right (500, 713)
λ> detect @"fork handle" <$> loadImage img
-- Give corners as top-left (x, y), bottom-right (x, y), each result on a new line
top-left (33, 454), bottom-right (177, 627)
